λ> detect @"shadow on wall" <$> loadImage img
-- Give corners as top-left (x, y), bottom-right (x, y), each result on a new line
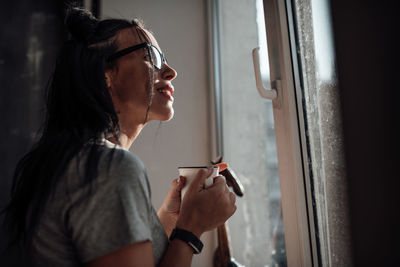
top-left (331, 0), bottom-right (399, 266)
top-left (0, 0), bottom-right (80, 265)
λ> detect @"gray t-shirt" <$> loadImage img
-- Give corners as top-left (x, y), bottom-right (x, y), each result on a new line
top-left (31, 141), bottom-right (168, 266)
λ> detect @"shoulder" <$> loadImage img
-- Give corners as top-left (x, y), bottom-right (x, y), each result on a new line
top-left (96, 146), bottom-right (153, 206)
top-left (104, 147), bottom-right (145, 173)
top-left (61, 143), bottom-right (149, 196)
top-left (97, 146), bottom-right (149, 191)
top-left (97, 144), bottom-right (145, 175)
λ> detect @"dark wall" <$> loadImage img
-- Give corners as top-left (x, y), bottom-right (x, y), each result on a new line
top-left (0, 1), bottom-right (80, 265)
top-left (330, 0), bottom-right (399, 266)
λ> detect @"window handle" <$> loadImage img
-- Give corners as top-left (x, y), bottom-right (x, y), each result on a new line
top-left (252, 47), bottom-right (281, 103)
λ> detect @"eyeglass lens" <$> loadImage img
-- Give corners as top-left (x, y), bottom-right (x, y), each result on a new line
top-left (149, 46), bottom-right (164, 69)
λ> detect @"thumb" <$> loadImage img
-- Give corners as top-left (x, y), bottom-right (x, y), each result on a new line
top-left (168, 177), bottom-right (186, 197)
top-left (176, 176), bottom-right (186, 191)
top-left (187, 168), bottom-right (213, 193)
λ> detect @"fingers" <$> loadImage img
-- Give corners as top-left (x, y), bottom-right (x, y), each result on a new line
top-left (178, 171), bottom-right (237, 233)
top-left (210, 175), bottom-right (229, 193)
top-left (213, 175), bottom-right (226, 185)
top-left (176, 176), bottom-right (186, 190)
top-left (229, 191), bottom-right (236, 203)
top-left (229, 192), bottom-right (237, 211)
top-left (187, 168), bottom-right (213, 192)
top-left (213, 177), bottom-right (237, 212)
top-left (166, 177), bottom-right (186, 198)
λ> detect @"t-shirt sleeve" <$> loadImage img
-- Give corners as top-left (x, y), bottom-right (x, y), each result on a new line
top-left (66, 150), bottom-right (154, 263)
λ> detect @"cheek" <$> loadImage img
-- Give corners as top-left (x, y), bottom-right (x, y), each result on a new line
top-left (113, 66), bottom-right (151, 103)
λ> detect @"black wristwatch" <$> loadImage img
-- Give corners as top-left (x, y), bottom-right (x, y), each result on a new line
top-left (169, 228), bottom-right (204, 254)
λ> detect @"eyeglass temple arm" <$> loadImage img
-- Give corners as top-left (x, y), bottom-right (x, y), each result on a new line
top-left (107, 43), bottom-right (149, 62)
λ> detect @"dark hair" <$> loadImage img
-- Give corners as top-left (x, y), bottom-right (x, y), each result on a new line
top-left (2, 7), bottom-right (148, 251)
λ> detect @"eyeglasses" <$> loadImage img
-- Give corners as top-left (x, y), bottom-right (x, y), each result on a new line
top-left (107, 42), bottom-right (167, 70)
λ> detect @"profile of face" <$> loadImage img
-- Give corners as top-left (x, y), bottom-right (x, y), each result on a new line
top-left (105, 27), bottom-right (177, 127)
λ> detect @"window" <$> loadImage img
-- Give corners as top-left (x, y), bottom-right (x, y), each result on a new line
top-left (212, 0), bottom-right (286, 266)
top-left (210, 0), bottom-right (350, 266)
top-left (291, 0), bottom-right (352, 265)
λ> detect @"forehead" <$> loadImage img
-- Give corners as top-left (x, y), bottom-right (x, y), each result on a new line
top-left (116, 27), bottom-right (161, 52)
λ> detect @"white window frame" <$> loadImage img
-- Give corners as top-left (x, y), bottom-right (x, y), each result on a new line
top-left (207, 0), bottom-right (319, 266)
top-left (261, 0), bottom-right (315, 265)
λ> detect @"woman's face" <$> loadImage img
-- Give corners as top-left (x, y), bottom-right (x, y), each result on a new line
top-left (106, 27), bottom-right (177, 126)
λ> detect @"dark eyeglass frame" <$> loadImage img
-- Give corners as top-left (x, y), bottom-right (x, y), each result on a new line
top-left (106, 42), bottom-right (167, 70)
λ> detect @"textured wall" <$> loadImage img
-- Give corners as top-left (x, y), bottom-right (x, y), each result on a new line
top-left (0, 1), bottom-right (77, 265)
top-left (330, 0), bottom-right (398, 266)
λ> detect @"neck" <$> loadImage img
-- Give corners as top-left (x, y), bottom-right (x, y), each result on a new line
top-left (108, 119), bottom-right (146, 150)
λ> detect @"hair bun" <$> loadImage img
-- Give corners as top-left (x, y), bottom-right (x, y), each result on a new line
top-left (65, 7), bottom-right (99, 42)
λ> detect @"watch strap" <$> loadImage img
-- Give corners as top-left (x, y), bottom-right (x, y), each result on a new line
top-left (169, 228), bottom-right (203, 254)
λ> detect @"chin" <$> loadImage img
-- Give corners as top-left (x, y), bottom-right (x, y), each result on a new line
top-left (149, 108), bottom-right (174, 122)
top-left (162, 109), bottom-right (174, 121)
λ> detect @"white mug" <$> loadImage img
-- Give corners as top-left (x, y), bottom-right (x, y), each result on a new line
top-left (178, 166), bottom-right (219, 198)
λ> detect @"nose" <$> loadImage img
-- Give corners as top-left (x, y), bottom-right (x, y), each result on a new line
top-left (161, 63), bottom-right (177, 81)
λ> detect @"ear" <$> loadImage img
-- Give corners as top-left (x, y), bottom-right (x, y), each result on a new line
top-left (105, 70), bottom-right (113, 89)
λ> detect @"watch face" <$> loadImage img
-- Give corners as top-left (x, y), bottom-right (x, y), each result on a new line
top-left (188, 241), bottom-right (201, 254)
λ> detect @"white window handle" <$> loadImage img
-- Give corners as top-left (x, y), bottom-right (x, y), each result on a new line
top-left (252, 47), bottom-right (279, 100)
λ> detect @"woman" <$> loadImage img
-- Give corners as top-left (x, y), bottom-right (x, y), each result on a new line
top-left (3, 7), bottom-right (236, 266)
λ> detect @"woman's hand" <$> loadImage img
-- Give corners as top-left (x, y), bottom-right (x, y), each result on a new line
top-left (176, 169), bottom-right (237, 238)
top-left (158, 177), bottom-right (186, 236)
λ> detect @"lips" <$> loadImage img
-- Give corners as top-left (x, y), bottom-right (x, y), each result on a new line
top-left (156, 85), bottom-right (174, 101)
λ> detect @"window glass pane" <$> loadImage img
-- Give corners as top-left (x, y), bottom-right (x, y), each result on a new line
top-left (293, 0), bottom-right (351, 265)
top-left (217, 0), bottom-right (287, 266)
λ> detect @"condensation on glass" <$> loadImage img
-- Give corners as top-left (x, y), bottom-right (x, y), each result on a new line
top-left (217, 0), bottom-right (287, 266)
top-left (293, 0), bottom-right (352, 266)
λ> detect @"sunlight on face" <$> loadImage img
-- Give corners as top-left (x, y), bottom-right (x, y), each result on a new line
top-left (107, 27), bottom-right (177, 129)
